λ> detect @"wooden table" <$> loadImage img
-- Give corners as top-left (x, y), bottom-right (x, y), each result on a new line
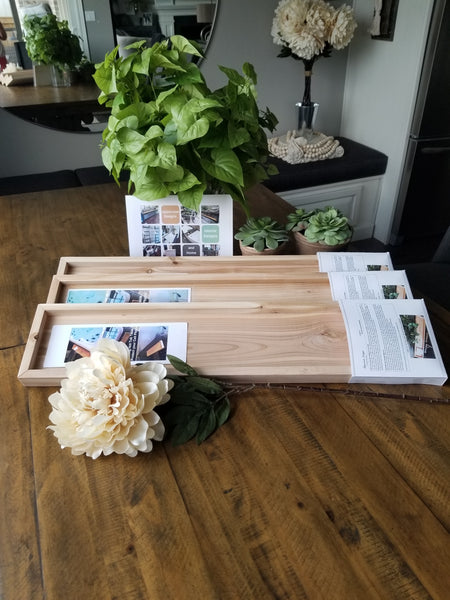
top-left (1, 183), bottom-right (449, 600)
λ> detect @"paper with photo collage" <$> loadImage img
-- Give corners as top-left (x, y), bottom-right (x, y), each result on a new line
top-left (126, 194), bottom-right (234, 257)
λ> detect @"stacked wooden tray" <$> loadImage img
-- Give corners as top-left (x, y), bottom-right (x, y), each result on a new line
top-left (18, 255), bottom-right (352, 386)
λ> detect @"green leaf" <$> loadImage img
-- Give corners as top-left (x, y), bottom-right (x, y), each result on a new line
top-left (201, 148), bottom-right (244, 186)
top-left (145, 125), bottom-right (165, 141)
top-left (170, 170), bottom-right (201, 192)
top-left (196, 408), bottom-right (217, 444)
top-left (133, 179), bottom-right (170, 202)
top-left (171, 413), bottom-right (202, 446)
top-left (170, 35), bottom-right (203, 58)
top-left (242, 62), bottom-right (257, 84)
top-left (218, 65), bottom-right (246, 86)
top-left (172, 391), bottom-right (213, 409)
top-left (168, 354), bottom-right (199, 376)
top-left (215, 397), bottom-right (231, 427)
top-left (177, 116), bottom-right (210, 145)
top-left (177, 185), bottom-right (205, 211)
top-left (188, 376), bottom-right (223, 395)
top-left (227, 122), bottom-right (251, 148)
top-left (101, 146), bottom-right (113, 172)
top-left (116, 128), bottom-right (148, 154)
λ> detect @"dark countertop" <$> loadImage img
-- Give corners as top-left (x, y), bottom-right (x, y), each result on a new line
top-left (0, 138), bottom-right (388, 197)
top-left (265, 137), bottom-right (388, 193)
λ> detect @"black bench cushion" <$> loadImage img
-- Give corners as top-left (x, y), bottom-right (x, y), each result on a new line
top-left (0, 170), bottom-right (81, 196)
top-left (266, 137), bottom-right (388, 193)
top-left (75, 166), bottom-right (129, 186)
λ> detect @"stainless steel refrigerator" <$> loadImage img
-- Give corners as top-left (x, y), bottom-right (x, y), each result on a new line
top-left (391, 0), bottom-right (450, 243)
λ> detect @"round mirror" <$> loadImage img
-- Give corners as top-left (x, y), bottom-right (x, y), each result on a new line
top-left (0, 0), bottom-right (219, 132)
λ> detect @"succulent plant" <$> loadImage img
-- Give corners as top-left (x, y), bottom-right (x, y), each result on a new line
top-left (285, 208), bottom-right (317, 232)
top-left (303, 207), bottom-right (352, 245)
top-left (235, 216), bottom-right (289, 251)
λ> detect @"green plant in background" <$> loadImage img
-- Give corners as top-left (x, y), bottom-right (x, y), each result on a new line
top-left (304, 207), bottom-right (352, 245)
top-left (23, 14), bottom-right (84, 71)
top-left (286, 206), bottom-right (352, 246)
top-left (234, 216), bottom-right (289, 251)
top-left (93, 35), bottom-right (278, 212)
top-left (285, 208), bottom-right (317, 232)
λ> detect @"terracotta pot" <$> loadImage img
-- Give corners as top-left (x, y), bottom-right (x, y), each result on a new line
top-left (239, 239), bottom-right (291, 255)
top-left (292, 230), bottom-right (351, 255)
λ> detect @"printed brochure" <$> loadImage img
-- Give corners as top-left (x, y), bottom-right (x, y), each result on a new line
top-left (126, 194), bottom-right (234, 257)
top-left (339, 299), bottom-right (447, 385)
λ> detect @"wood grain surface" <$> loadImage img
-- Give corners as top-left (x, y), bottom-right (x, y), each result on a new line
top-left (1, 183), bottom-right (449, 600)
top-left (0, 82), bottom-right (100, 109)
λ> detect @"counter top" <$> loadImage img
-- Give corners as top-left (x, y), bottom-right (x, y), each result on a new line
top-left (0, 82), bottom-right (100, 109)
top-left (266, 137), bottom-right (388, 192)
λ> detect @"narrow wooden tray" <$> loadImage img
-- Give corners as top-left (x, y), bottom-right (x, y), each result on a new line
top-left (18, 302), bottom-right (351, 387)
top-left (47, 272), bottom-right (332, 304)
top-left (56, 255), bottom-right (321, 276)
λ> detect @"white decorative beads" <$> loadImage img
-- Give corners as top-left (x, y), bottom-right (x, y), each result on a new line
top-left (268, 131), bottom-right (344, 164)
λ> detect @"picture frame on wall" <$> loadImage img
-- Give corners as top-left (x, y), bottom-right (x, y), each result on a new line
top-left (370, 0), bottom-right (399, 41)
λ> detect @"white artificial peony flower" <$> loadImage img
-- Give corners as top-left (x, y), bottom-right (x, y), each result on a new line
top-left (272, 0), bottom-right (309, 46)
top-left (48, 338), bottom-right (173, 459)
top-left (329, 5), bottom-right (357, 49)
top-left (272, 0), bottom-right (356, 59)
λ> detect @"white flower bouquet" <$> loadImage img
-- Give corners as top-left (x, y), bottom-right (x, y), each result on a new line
top-left (271, 0), bottom-right (357, 105)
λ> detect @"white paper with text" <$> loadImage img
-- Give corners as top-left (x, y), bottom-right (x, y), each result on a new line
top-left (318, 252), bottom-right (394, 272)
top-left (328, 270), bottom-right (413, 301)
top-left (339, 299), bottom-right (447, 385)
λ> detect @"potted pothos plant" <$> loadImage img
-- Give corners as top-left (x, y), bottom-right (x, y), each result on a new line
top-left (23, 13), bottom-right (84, 86)
top-left (286, 206), bottom-right (352, 254)
top-left (93, 35), bottom-right (278, 213)
top-left (235, 216), bottom-right (290, 254)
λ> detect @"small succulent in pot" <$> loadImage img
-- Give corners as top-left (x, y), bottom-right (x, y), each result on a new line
top-left (304, 207), bottom-right (352, 245)
top-left (286, 208), bottom-right (317, 233)
top-left (235, 216), bottom-right (290, 252)
top-left (286, 205), bottom-right (352, 254)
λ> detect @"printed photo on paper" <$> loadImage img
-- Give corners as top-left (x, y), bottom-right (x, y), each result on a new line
top-left (44, 322), bottom-right (188, 367)
top-left (65, 288), bottom-right (191, 304)
top-left (126, 195), bottom-right (234, 257)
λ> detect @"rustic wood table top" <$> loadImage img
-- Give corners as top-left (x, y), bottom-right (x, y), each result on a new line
top-left (0, 82), bottom-right (100, 109)
top-left (1, 183), bottom-right (449, 600)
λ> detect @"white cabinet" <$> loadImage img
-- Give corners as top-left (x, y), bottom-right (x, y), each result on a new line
top-left (277, 175), bottom-right (383, 241)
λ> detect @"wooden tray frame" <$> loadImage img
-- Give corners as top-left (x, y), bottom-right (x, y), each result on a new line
top-left (18, 302), bottom-right (351, 387)
top-left (56, 255), bottom-right (321, 275)
top-left (47, 272), bottom-right (332, 305)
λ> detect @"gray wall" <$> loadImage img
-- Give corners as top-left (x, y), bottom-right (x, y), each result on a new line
top-left (203, 0), bottom-right (347, 136)
top-left (0, 0), bottom-right (347, 178)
